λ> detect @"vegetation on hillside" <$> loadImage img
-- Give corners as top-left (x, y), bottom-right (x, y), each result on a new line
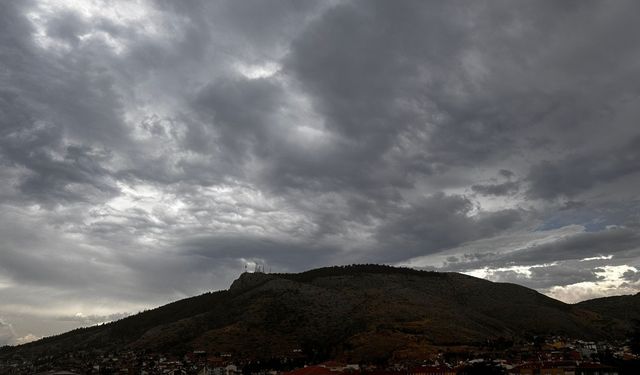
top-left (2, 265), bottom-right (639, 362)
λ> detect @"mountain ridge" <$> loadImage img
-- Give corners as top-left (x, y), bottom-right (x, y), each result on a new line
top-left (1, 265), bottom-right (638, 362)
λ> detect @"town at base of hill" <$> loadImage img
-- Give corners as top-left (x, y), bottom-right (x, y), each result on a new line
top-left (2, 336), bottom-right (638, 375)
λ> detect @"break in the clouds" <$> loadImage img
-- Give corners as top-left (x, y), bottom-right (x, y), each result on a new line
top-left (1, 0), bottom-right (640, 342)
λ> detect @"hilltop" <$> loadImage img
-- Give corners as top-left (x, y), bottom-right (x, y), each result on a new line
top-left (576, 292), bottom-right (640, 324)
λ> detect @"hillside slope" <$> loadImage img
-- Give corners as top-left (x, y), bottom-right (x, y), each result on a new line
top-left (0, 265), bottom-right (631, 362)
top-left (576, 293), bottom-right (640, 325)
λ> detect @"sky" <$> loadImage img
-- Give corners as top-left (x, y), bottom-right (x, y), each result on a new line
top-left (1, 0), bottom-right (640, 346)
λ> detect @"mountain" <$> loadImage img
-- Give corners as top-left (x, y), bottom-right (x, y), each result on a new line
top-left (576, 293), bottom-right (640, 325)
top-left (0, 265), bottom-right (634, 362)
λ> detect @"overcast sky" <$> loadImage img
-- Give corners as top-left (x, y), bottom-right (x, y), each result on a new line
top-left (1, 0), bottom-right (640, 346)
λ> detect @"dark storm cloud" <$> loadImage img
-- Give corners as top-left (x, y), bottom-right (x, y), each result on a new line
top-left (471, 181), bottom-right (520, 196)
top-left (276, 0), bottom-right (640, 268)
top-left (560, 201), bottom-right (586, 211)
top-left (275, 0), bottom-right (640, 223)
top-left (441, 227), bottom-right (640, 273)
top-left (375, 193), bottom-right (522, 261)
top-left (499, 170), bottom-right (515, 179)
top-left (1, 0), bottom-right (640, 341)
top-left (181, 235), bottom-right (341, 271)
top-left (622, 269), bottom-right (640, 283)
top-left (0, 210), bottom-right (127, 290)
top-left (147, 0), bottom-right (640, 213)
top-left (527, 136), bottom-right (640, 200)
top-left (0, 1), bottom-right (128, 205)
top-left (285, 1), bottom-right (457, 181)
top-left (44, 10), bottom-right (90, 47)
top-left (153, 0), bottom-right (321, 52)
top-left (489, 264), bottom-right (605, 290)
top-left (538, 200), bottom-right (640, 231)
top-left (191, 75), bottom-right (285, 158)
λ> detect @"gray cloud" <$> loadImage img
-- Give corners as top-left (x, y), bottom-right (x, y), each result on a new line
top-left (0, 319), bottom-right (17, 347)
top-left (0, 2), bottom-right (128, 205)
top-left (181, 235), bottom-right (341, 271)
top-left (472, 181), bottom-right (520, 196)
top-left (622, 269), bottom-right (640, 283)
top-left (463, 227), bottom-right (639, 271)
top-left (527, 136), bottom-right (640, 200)
top-left (507, 228), bottom-right (640, 265)
top-left (375, 193), bottom-right (522, 261)
top-left (1, 0), bottom-right (640, 341)
top-left (55, 312), bottom-right (130, 325)
top-left (490, 264), bottom-right (606, 290)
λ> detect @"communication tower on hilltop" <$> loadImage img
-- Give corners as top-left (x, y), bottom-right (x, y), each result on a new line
top-left (252, 263), bottom-right (269, 273)
top-left (242, 262), bottom-right (269, 274)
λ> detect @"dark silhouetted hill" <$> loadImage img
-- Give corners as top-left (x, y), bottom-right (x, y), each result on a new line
top-left (0, 265), bottom-right (634, 362)
top-left (576, 292), bottom-right (640, 326)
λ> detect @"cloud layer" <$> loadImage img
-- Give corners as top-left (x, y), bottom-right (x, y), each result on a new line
top-left (1, 0), bottom-right (640, 341)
